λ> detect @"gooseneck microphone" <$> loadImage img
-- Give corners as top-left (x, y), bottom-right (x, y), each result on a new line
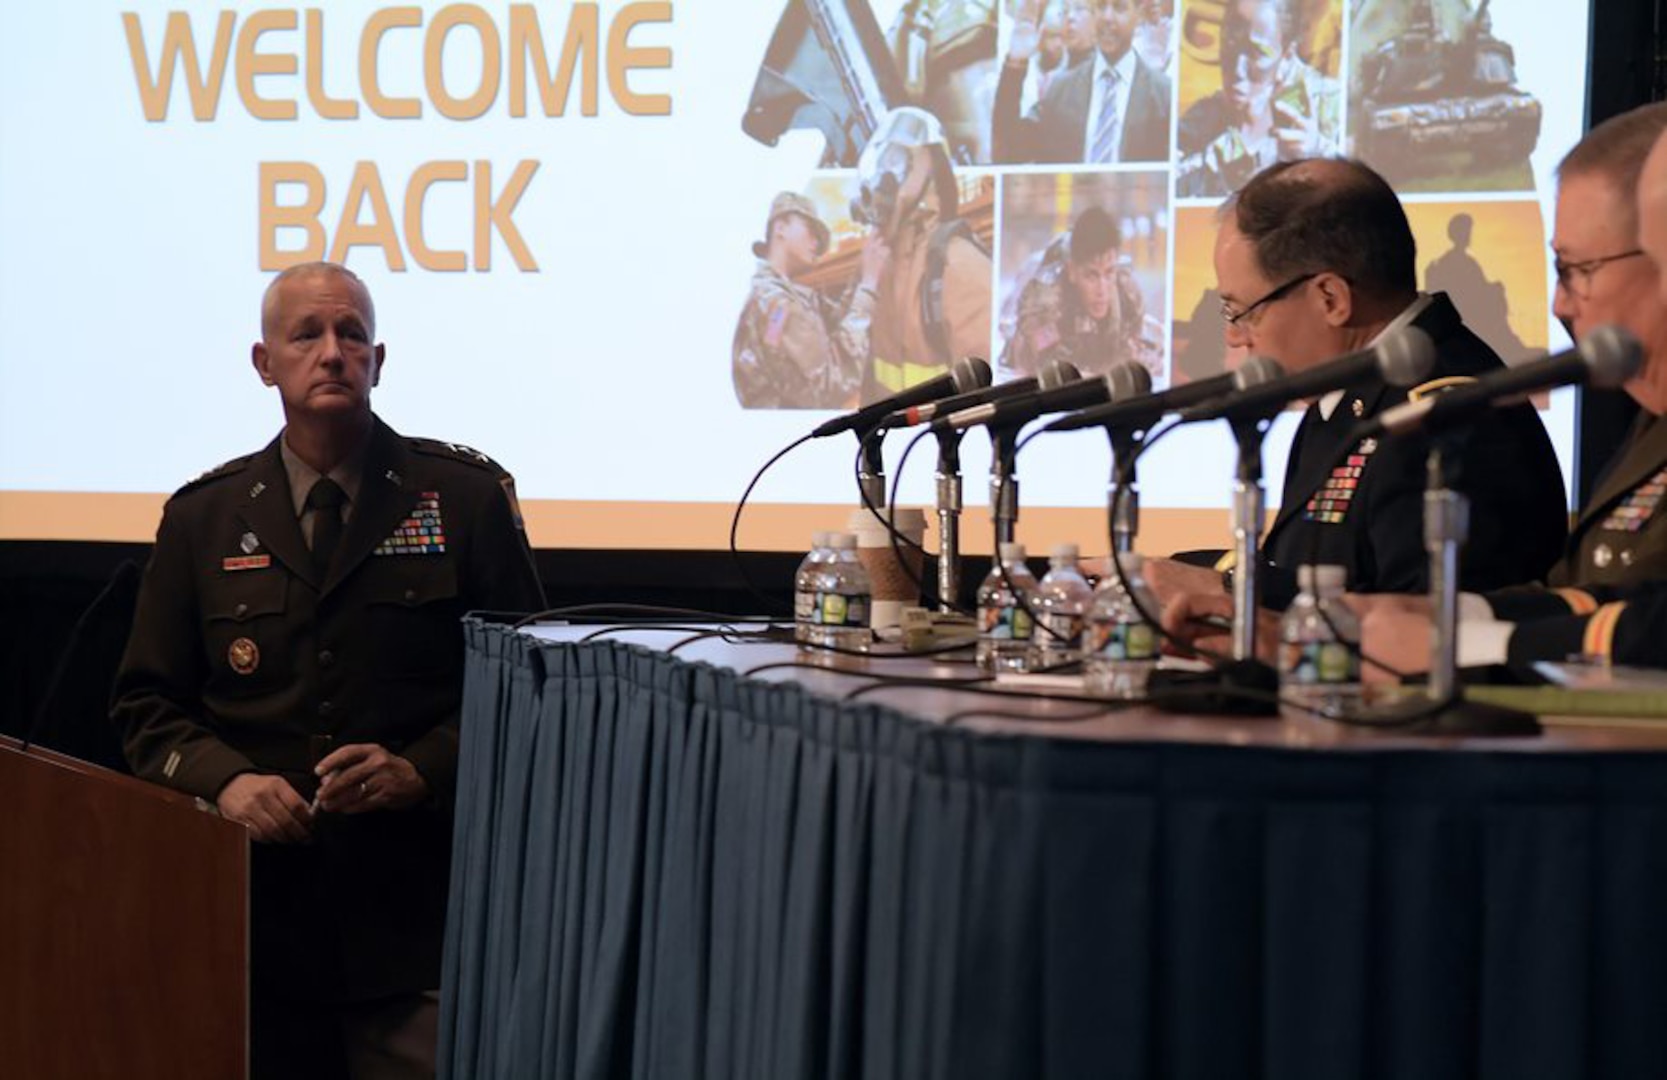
top-left (888, 360), bottom-right (1080, 428)
top-left (1359, 324), bottom-right (1641, 439)
top-left (811, 356), bottom-right (991, 438)
top-left (937, 362), bottom-right (1154, 431)
top-left (1043, 369), bottom-right (1240, 433)
top-left (1176, 326), bottom-right (1437, 424)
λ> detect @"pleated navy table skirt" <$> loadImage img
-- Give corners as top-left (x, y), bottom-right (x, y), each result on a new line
top-left (439, 620), bottom-right (1667, 1080)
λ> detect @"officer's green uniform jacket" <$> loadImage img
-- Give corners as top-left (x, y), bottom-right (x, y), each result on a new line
top-left (112, 417), bottom-right (545, 1003)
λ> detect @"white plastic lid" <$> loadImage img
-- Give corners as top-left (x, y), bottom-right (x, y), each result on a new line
top-left (1050, 542), bottom-right (1079, 561)
top-left (811, 530), bottom-right (831, 548)
top-left (1315, 565), bottom-right (1347, 589)
top-left (829, 532), bottom-right (857, 550)
top-left (998, 541), bottom-right (1027, 562)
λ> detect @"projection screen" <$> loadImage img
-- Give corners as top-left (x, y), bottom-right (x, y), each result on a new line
top-left (0, 1), bottom-right (1594, 553)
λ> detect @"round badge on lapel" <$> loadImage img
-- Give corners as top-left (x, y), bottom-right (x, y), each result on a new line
top-left (228, 637), bottom-right (260, 675)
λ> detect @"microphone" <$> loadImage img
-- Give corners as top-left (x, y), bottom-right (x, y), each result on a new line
top-left (1177, 326), bottom-right (1437, 424)
top-left (1362, 324), bottom-right (1641, 438)
top-left (1043, 369), bottom-right (1240, 433)
top-left (937, 362), bottom-right (1154, 431)
top-left (888, 360), bottom-right (1080, 427)
top-left (811, 356), bottom-right (991, 437)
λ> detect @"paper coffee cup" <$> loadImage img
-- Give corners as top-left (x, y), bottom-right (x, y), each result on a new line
top-left (848, 506), bottom-right (927, 630)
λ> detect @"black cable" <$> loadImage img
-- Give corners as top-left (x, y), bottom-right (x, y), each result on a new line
top-left (1110, 414), bottom-right (1433, 725)
top-left (729, 432), bottom-right (818, 617)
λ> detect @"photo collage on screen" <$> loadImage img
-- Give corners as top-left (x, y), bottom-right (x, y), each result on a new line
top-left (732, 0), bottom-right (1548, 410)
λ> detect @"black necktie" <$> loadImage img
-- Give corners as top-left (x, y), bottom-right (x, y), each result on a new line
top-left (306, 478), bottom-right (347, 578)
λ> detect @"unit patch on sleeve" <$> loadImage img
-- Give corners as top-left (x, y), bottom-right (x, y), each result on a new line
top-left (374, 491), bottom-right (448, 555)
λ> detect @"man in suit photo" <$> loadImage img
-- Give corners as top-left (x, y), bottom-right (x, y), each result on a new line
top-left (993, 0), bottom-right (1173, 164)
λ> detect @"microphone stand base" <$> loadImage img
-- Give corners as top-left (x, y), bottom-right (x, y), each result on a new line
top-left (1148, 660), bottom-right (1281, 717)
top-left (1382, 694), bottom-right (1543, 738)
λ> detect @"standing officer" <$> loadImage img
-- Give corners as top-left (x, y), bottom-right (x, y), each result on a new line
top-left (112, 261), bottom-right (546, 1079)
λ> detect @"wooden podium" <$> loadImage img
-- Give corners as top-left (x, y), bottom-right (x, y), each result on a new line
top-left (0, 737), bottom-right (248, 1080)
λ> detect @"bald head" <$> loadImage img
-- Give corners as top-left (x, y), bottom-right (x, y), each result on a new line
top-left (261, 262), bottom-right (376, 341)
top-left (1228, 157), bottom-right (1418, 303)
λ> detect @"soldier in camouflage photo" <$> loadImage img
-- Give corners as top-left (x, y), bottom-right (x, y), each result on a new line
top-left (731, 191), bottom-right (888, 410)
top-left (1175, 0), bottom-right (1343, 199)
top-left (1001, 205), bottom-right (1161, 378)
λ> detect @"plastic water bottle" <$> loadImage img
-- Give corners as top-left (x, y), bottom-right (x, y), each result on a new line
top-left (812, 532), bottom-right (873, 652)
top-left (976, 542), bottom-right (1038, 673)
top-left (794, 531), bottom-right (834, 646)
top-left (1031, 543), bottom-right (1093, 670)
top-left (1278, 564), bottom-right (1362, 716)
top-left (1084, 552), bottom-right (1160, 698)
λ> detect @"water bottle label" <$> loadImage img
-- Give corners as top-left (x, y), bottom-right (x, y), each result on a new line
top-left (794, 589), bottom-right (814, 621)
top-left (980, 603), bottom-right (1033, 641)
top-left (815, 591), bottom-right (870, 627)
top-left (1280, 640), bottom-right (1358, 685)
top-left (1039, 612), bottom-right (1083, 650)
top-left (1087, 619), bottom-right (1157, 661)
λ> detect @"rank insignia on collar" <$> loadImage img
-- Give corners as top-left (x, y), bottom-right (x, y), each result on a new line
top-left (228, 637), bottom-right (260, 675)
top-left (239, 531), bottom-right (260, 554)
top-left (445, 443), bottom-right (490, 463)
top-left (374, 491), bottom-right (448, 556)
top-left (223, 555), bottom-right (272, 572)
top-left (385, 469), bottom-right (403, 486)
top-left (1351, 398), bottom-right (1365, 418)
top-left (248, 481), bottom-right (267, 499)
top-left (1358, 438), bottom-right (1378, 456)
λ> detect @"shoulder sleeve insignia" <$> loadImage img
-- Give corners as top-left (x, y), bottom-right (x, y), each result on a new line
top-left (763, 299), bottom-right (789, 349)
top-left (1407, 375), bottom-right (1477, 403)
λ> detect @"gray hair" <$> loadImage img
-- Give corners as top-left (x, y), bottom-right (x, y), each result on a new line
top-left (259, 261), bottom-right (376, 339)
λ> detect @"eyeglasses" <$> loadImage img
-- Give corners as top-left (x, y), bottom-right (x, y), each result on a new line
top-left (1552, 249), bottom-right (1645, 298)
top-left (1220, 272), bottom-right (1318, 327)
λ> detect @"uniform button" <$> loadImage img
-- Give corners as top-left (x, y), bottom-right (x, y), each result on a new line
top-left (319, 700), bottom-right (334, 718)
top-left (1594, 543), bottom-right (1614, 569)
top-left (235, 602), bottom-right (249, 618)
top-left (1621, 549), bottom-right (1635, 568)
top-left (404, 589), bottom-right (417, 602)
top-left (319, 650), bottom-right (335, 667)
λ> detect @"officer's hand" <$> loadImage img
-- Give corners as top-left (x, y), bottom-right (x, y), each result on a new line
top-left (1007, 0), bottom-right (1042, 65)
top-left (1343, 592), bottom-right (1433, 620)
top-left (218, 773), bottom-right (314, 844)
top-left (1143, 557), bottom-right (1228, 608)
top-left (1159, 591), bottom-right (1232, 652)
top-left (314, 744), bottom-right (430, 814)
top-left (1356, 604), bottom-right (1434, 685)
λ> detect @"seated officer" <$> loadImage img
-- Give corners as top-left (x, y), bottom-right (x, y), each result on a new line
top-left (112, 261), bottom-right (546, 1079)
top-left (1169, 105), bottom-right (1667, 675)
top-left (1348, 103), bottom-right (1667, 675)
top-left (1144, 157), bottom-right (1567, 611)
